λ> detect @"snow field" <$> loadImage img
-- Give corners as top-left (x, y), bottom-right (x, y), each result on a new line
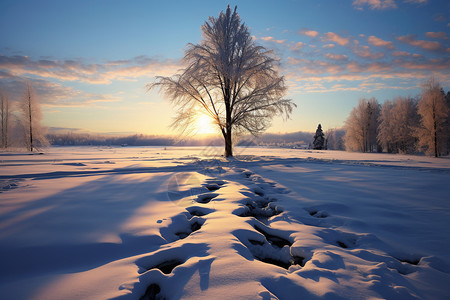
top-left (0, 146), bottom-right (449, 299)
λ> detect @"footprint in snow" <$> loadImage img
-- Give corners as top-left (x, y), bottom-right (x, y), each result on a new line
top-left (304, 207), bottom-right (329, 218)
top-left (135, 243), bottom-right (210, 299)
top-left (234, 196), bottom-right (283, 223)
top-left (142, 259), bottom-right (185, 275)
top-left (234, 224), bottom-right (305, 271)
top-left (392, 255), bottom-right (423, 275)
top-left (0, 179), bottom-right (21, 193)
top-left (175, 221), bottom-right (203, 240)
top-left (140, 283), bottom-right (162, 300)
top-left (319, 228), bottom-right (360, 250)
top-left (196, 192), bottom-right (219, 204)
top-left (159, 212), bottom-right (205, 242)
top-left (202, 179), bottom-right (226, 191)
top-left (186, 206), bottom-right (215, 217)
top-left (243, 171), bottom-right (254, 178)
top-left (194, 178), bottom-right (226, 203)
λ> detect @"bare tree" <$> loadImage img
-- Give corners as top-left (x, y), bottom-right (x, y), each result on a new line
top-left (377, 100), bottom-right (394, 153)
top-left (0, 89), bottom-right (10, 148)
top-left (149, 6), bottom-right (295, 157)
top-left (325, 128), bottom-right (345, 150)
top-left (20, 81), bottom-right (48, 151)
top-left (344, 98), bottom-right (380, 152)
top-left (344, 103), bottom-right (365, 152)
top-left (446, 91), bottom-right (450, 155)
top-left (378, 96), bottom-right (418, 154)
top-left (416, 78), bottom-right (448, 157)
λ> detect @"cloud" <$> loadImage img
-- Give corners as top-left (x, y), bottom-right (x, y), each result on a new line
top-left (352, 0), bottom-right (397, 10)
top-left (257, 36), bottom-right (287, 44)
top-left (0, 54), bottom-right (180, 85)
top-left (397, 34), bottom-right (445, 51)
top-left (323, 32), bottom-right (350, 46)
top-left (433, 14), bottom-right (446, 22)
top-left (352, 45), bottom-right (385, 59)
top-left (403, 0), bottom-right (428, 3)
top-left (392, 51), bottom-right (411, 56)
top-left (290, 42), bottom-right (305, 51)
top-left (324, 53), bottom-right (348, 61)
top-left (323, 44), bottom-right (336, 49)
top-left (425, 32), bottom-right (448, 39)
top-left (395, 57), bottom-right (450, 70)
top-left (287, 57), bottom-right (303, 66)
top-left (367, 36), bottom-right (395, 49)
top-left (0, 54), bottom-right (182, 108)
top-left (283, 40), bottom-right (450, 94)
top-left (0, 75), bottom-right (120, 107)
top-left (299, 29), bottom-right (319, 38)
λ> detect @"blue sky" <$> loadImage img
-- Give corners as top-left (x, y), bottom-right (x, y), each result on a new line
top-left (0, 0), bottom-right (449, 135)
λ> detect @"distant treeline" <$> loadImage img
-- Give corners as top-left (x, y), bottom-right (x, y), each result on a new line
top-left (47, 132), bottom-right (224, 147)
top-left (47, 133), bottom-right (175, 146)
top-left (46, 130), bottom-right (347, 150)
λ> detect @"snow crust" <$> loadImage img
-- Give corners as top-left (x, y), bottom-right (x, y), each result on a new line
top-left (1, 146), bottom-right (449, 299)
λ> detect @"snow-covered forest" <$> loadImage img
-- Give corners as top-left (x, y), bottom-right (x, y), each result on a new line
top-left (344, 78), bottom-right (450, 157)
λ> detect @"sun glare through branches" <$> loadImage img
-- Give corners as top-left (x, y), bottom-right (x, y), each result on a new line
top-left (194, 113), bottom-right (217, 135)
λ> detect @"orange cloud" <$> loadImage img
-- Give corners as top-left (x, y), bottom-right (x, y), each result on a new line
top-left (0, 75), bottom-right (121, 107)
top-left (325, 53), bottom-right (348, 61)
top-left (323, 32), bottom-right (350, 46)
top-left (396, 58), bottom-right (450, 70)
top-left (290, 42), bottom-right (305, 51)
top-left (425, 32), bottom-right (448, 39)
top-left (392, 51), bottom-right (411, 56)
top-left (300, 29), bottom-right (319, 38)
top-left (258, 36), bottom-right (287, 44)
top-left (0, 55), bottom-right (180, 85)
top-left (352, 45), bottom-right (385, 59)
top-left (368, 36), bottom-right (395, 49)
top-left (397, 34), bottom-right (445, 52)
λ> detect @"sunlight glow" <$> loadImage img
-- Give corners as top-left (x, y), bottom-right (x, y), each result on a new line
top-left (195, 114), bottom-right (217, 134)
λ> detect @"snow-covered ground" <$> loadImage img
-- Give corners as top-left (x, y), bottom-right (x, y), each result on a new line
top-left (1, 146), bottom-right (449, 300)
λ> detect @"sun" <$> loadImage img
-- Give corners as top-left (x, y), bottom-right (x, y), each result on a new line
top-left (195, 114), bottom-right (217, 134)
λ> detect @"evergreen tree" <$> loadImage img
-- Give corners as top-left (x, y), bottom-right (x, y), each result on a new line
top-left (313, 124), bottom-right (325, 150)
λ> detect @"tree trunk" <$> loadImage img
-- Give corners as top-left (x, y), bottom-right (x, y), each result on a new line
top-left (224, 81), bottom-right (233, 157)
top-left (0, 96), bottom-right (5, 148)
top-left (434, 119), bottom-right (438, 157)
top-left (28, 93), bottom-right (33, 152)
top-left (432, 107), bottom-right (438, 157)
top-left (224, 129), bottom-right (233, 157)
